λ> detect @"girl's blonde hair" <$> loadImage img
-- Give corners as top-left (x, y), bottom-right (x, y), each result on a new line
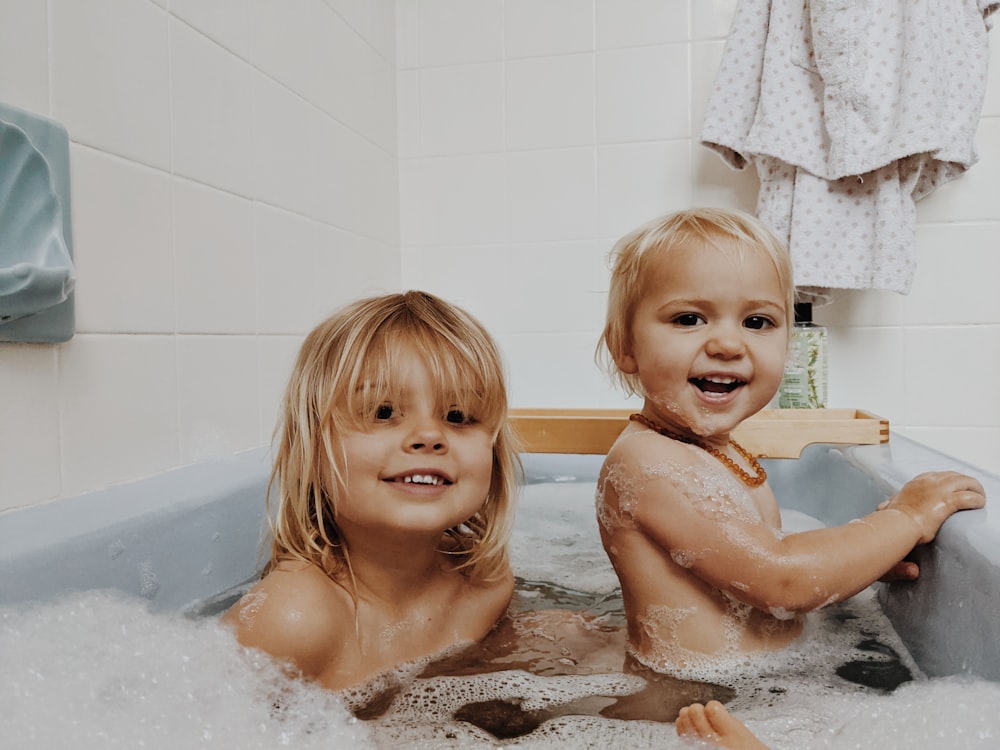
top-left (267, 290), bottom-right (519, 587)
top-left (597, 207), bottom-right (794, 396)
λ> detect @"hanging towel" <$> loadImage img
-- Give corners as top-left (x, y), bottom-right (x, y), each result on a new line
top-left (701, 0), bottom-right (998, 294)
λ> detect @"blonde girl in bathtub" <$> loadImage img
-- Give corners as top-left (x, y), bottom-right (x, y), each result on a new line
top-left (595, 207), bottom-right (986, 680)
top-left (223, 291), bottom-right (519, 699)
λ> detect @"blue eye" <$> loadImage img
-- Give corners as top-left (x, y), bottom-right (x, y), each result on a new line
top-left (375, 403), bottom-right (394, 420)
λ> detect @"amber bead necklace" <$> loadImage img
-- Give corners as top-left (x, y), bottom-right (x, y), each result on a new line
top-left (628, 412), bottom-right (767, 488)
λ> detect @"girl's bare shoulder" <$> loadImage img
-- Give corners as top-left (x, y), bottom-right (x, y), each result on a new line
top-left (222, 561), bottom-right (353, 676)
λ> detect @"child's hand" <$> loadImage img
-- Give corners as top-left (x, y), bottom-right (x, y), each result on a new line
top-left (878, 471), bottom-right (986, 544)
top-left (878, 560), bottom-right (919, 583)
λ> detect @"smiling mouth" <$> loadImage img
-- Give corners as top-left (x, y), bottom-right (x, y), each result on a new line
top-left (389, 473), bottom-right (452, 486)
top-left (691, 376), bottom-right (745, 394)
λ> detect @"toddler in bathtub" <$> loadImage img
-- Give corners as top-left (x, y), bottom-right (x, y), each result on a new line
top-left (594, 208), bottom-right (986, 680)
top-left (223, 291), bottom-right (519, 703)
top-left (220, 289), bottom-right (705, 734)
top-left (217, 288), bottom-right (731, 739)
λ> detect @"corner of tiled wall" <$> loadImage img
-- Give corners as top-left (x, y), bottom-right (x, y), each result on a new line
top-left (0, 0), bottom-right (401, 509)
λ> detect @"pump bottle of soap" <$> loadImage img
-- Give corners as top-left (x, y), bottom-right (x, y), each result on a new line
top-left (778, 302), bottom-right (827, 409)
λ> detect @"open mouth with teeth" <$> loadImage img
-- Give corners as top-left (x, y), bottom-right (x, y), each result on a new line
top-left (690, 376), bottom-right (745, 394)
top-left (390, 473), bottom-right (452, 486)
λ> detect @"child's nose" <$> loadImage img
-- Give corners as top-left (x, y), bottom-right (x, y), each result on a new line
top-left (405, 418), bottom-right (448, 453)
top-left (706, 324), bottom-right (746, 357)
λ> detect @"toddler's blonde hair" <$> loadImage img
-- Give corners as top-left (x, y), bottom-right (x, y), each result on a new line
top-left (267, 290), bottom-right (519, 588)
top-left (598, 207), bottom-right (794, 396)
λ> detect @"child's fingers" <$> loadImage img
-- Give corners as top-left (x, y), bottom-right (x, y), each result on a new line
top-left (879, 560), bottom-right (919, 583)
top-left (956, 486), bottom-right (987, 510)
top-left (922, 472), bottom-right (985, 504)
top-left (879, 472), bottom-right (986, 540)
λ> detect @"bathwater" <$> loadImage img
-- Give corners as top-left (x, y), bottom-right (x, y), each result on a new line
top-left (3, 480), bottom-right (999, 749)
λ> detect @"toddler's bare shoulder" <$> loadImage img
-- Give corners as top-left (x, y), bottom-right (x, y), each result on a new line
top-left (605, 429), bottom-right (703, 480)
top-left (226, 563), bottom-right (352, 670)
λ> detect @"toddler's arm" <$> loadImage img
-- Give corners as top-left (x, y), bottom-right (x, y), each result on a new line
top-left (618, 446), bottom-right (985, 613)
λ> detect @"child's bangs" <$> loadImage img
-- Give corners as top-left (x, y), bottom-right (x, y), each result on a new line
top-left (337, 322), bottom-right (505, 431)
top-left (336, 337), bottom-right (397, 430)
top-left (408, 324), bottom-right (506, 429)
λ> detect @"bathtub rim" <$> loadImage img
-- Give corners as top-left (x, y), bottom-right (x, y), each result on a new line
top-left (1, 433), bottom-right (997, 681)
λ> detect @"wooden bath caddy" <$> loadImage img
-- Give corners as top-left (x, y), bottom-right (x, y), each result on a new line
top-left (509, 408), bottom-right (889, 459)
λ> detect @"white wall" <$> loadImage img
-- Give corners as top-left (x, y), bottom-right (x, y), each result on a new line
top-left (1, 0), bottom-right (998, 513)
top-left (398, 0), bottom-right (1000, 475)
top-left (0, 0), bottom-right (400, 511)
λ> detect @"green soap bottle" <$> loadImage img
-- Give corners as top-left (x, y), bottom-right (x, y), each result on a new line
top-left (779, 302), bottom-right (828, 409)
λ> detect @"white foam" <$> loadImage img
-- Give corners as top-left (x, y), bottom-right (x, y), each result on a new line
top-left (513, 482), bottom-right (619, 594)
top-left (6, 487), bottom-right (1000, 750)
top-left (741, 677), bottom-right (1000, 749)
top-left (0, 590), bottom-right (370, 749)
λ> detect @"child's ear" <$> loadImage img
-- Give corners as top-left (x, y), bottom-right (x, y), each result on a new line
top-left (617, 351), bottom-right (638, 374)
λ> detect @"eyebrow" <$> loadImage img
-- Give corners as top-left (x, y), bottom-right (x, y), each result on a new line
top-left (746, 299), bottom-right (786, 310)
top-left (658, 298), bottom-right (785, 310)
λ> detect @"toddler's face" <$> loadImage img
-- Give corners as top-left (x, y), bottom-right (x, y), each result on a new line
top-left (620, 240), bottom-right (788, 440)
top-left (334, 344), bottom-right (495, 543)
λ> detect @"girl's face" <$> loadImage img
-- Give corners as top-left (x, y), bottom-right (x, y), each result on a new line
top-left (619, 240), bottom-right (789, 442)
top-left (335, 344), bottom-right (495, 545)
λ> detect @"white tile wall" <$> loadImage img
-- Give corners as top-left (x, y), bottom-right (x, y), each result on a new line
top-left (400, 154), bottom-right (508, 245)
top-left (596, 141), bottom-right (693, 237)
top-left (397, 0), bottom-right (1000, 476)
top-left (170, 0), bottom-right (254, 60)
top-left (902, 327), bottom-right (1000, 428)
top-left (254, 205), bottom-right (344, 334)
top-left (905, 224), bottom-right (1000, 325)
top-left (177, 335), bottom-right (260, 463)
top-left (596, 0), bottom-right (689, 48)
top-left (0, 0), bottom-right (47, 115)
top-left (0, 0), bottom-right (399, 507)
top-left (415, 0), bottom-right (504, 67)
top-left (505, 0), bottom-right (594, 58)
top-left (172, 180), bottom-right (256, 333)
top-left (57, 335), bottom-right (180, 496)
top-left (0, 347), bottom-right (60, 511)
top-left (2, 1), bottom-right (998, 510)
top-left (507, 149), bottom-right (598, 241)
top-left (505, 55), bottom-right (595, 150)
top-left (325, 0), bottom-right (398, 63)
top-left (70, 147), bottom-right (175, 334)
top-left (170, 19), bottom-right (254, 195)
top-left (51, 0), bottom-right (172, 170)
top-left (596, 44), bottom-right (689, 142)
top-left (419, 64), bottom-right (504, 156)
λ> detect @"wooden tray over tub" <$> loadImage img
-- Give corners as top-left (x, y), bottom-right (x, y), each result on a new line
top-left (509, 408), bottom-right (889, 459)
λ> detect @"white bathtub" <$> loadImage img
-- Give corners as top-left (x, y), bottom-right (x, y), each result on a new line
top-left (1, 434), bottom-right (997, 681)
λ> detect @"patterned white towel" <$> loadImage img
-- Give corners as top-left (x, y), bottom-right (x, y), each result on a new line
top-left (701, 0), bottom-right (997, 293)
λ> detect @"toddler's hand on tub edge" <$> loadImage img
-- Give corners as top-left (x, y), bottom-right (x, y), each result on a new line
top-left (878, 471), bottom-right (986, 545)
